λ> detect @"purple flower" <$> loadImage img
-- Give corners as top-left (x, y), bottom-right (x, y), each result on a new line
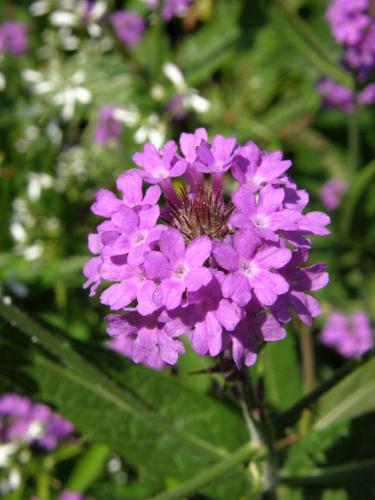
top-left (326, 0), bottom-right (370, 46)
top-left (320, 310), bottom-right (374, 357)
top-left (231, 142), bottom-right (292, 191)
top-left (59, 491), bottom-right (84, 500)
top-left (0, 21), bottom-right (27, 56)
top-left (84, 129), bottom-right (329, 369)
top-left (317, 78), bottom-right (375, 113)
top-left (110, 10), bottom-right (145, 47)
top-left (213, 229), bottom-right (292, 307)
top-left (145, 228), bottom-right (212, 310)
top-left (319, 178), bottom-right (348, 210)
top-left (133, 140), bottom-right (187, 185)
top-left (325, 1), bottom-right (375, 78)
top-left (106, 311), bottom-right (185, 369)
top-left (147, 0), bottom-right (192, 21)
top-left (231, 184), bottom-right (301, 241)
top-left (272, 249), bottom-right (329, 326)
top-left (93, 106), bottom-right (124, 145)
top-left (0, 393), bottom-right (74, 450)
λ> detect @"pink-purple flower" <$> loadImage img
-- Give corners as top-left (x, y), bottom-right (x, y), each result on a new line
top-left (320, 310), bottom-right (374, 357)
top-left (0, 21), bottom-right (27, 56)
top-left (317, 78), bottom-right (375, 113)
top-left (326, 0), bottom-right (375, 77)
top-left (147, 0), bottom-right (192, 21)
top-left (0, 393), bottom-right (74, 450)
top-left (319, 177), bottom-right (348, 210)
top-left (93, 106), bottom-right (124, 145)
top-left (110, 10), bottom-right (145, 47)
top-left (84, 129), bottom-right (330, 369)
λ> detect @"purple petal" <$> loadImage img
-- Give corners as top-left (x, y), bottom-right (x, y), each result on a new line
top-left (222, 272), bottom-right (252, 306)
top-left (185, 268), bottom-right (212, 291)
top-left (91, 189), bottom-right (122, 217)
top-left (160, 279), bottom-right (185, 310)
top-left (116, 171), bottom-right (143, 206)
top-left (185, 236), bottom-right (212, 268)
top-left (144, 251), bottom-right (171, 280)
top-left (254, 246), bottom-right (292, 269)
top-left (100, 282), bottom-right (137, 309)
top-left (212, 241), bottom-right (239, 272)
top-left (159, 228), bottom-right (185, 263)
top-left (214, 299), bottom-right (241, 331)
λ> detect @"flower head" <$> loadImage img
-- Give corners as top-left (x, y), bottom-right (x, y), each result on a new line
top-left (0, 393), bottom-right (74, 452)
top-left (320, 310), bottom-right (374, 357)
top-left (319, 178), bottom-right (348, 210)
top-left (110, 10), bottom-right (145, 47)
top-left (84, 129), bottom-right (330, 369)
top-left (0, 21), bottom-right (27, 56)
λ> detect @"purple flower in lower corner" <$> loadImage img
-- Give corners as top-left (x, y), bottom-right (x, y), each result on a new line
top-left (84, 129), bottom-right (330, 370)
top-left (110, 10), bottom-right (145, 47)
top-left (0, 393), bottom-right (75, 451)
top-left (320, 310), bottom-right (374, 357)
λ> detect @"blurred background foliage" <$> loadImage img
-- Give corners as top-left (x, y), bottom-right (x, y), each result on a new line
top-left (0, 0), bottom-right (375, 499)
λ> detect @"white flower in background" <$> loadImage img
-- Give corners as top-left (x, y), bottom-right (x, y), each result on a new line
top-left (0, 468), bottom-right (21, 495)
top-left (112, 106), bottom-right (140, 126)
top-left (162, 62), bottom-right (210, 114)
top-left (31, 0), bottom-right (107, 48)
top-left (23, 68), bottom-right (91, 120)
top-left (134, 113), bottom-right (166, 149)
top-left (26, 172), bottom-right (54, 202)
top-left (0, 444), bottom-right (18, 468)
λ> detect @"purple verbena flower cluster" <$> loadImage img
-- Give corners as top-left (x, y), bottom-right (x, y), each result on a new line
top-left (319, 177), bottom-right (348, 210)
top-left (0, 21), bottom-right (27, 56)
top-left (320, 310), bottom-right (374, 357)
top-left (84, 129), bottom-right (330, 369)
top-left (326, 0), bottom-right (375, 77)
top-left (0, 393), bottom-right (74, 450)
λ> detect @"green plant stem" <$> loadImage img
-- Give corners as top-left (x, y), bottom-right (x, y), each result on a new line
top-left (298, 324), bottom-right (316, 434)
top-left (36, 471), bottom-right (50, 500)
top-left (150, 442), bottom-right (264, 500)
top-left (238, 371), bottom-right (278, 499)
top-left (348, 97), bottom-right (360, 176)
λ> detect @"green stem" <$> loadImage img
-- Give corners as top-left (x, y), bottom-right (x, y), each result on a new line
top-left (348, 96), bottom-right (360, 176)
top-left (298, 324), bottom-right (316, 434)
top-left (36, 471), bottom-right (50, 500)
top-left (238, 371), bottom-right (278, 499)
top-left (150, 443), bottom-right (264, 500)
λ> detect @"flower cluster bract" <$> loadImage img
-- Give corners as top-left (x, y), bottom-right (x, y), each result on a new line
top-left (84, 129), bottom-right (330, 369)
top-left (0, 393), bottom-right (74, 450)
top-left (320, 310), bottom-right (374, 357)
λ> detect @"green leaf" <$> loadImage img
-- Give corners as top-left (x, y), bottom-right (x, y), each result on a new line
top-left (314, 355), bottom-right (375, 430)
top-left (263, 333), bottom-right (303, 410)
top-left (280, 457), bottom-right (375, 487)
top-left (275, 348), bottom-right (375, 429)
top-left (269, 3), bottom-right (353, 89)
top-left (177, 2), bottom-right (242, 86)
top-left (65, 444), bottom-right (110, 492)
top-left (0, 302), bottom-right (249, 497)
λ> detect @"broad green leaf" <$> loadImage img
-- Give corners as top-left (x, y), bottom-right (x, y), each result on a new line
top-left (314, 355), bottom-right (375, 430)
top-left (0, 302), bottom-right (249, 497)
